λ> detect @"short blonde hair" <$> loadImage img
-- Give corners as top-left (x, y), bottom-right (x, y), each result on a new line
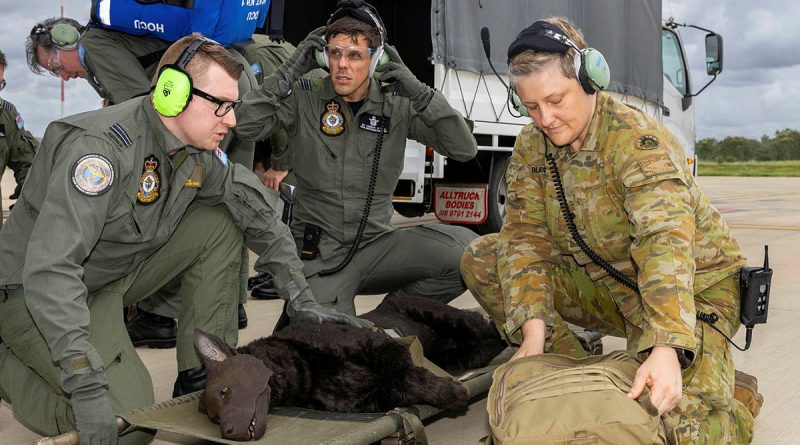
top-left (509, 17), bottom-right (587, 88)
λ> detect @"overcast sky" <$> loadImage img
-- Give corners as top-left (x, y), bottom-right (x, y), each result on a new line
top-left (1, 1), bottom-right (797, 142)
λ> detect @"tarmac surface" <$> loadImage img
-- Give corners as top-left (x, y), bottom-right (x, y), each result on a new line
top-left (2, 171), bottom-right (799, 444)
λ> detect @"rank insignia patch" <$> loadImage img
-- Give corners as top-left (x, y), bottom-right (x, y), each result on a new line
top-left (635, 134), bottom-right (660, 150)
top-left (72, 154), bottom-right (114, 196)
top-left (321, 100), bottom-right (345, 136)
top-left (137, 155), bottom-right (161, 204)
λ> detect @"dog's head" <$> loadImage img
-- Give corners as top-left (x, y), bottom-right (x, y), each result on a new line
top-left (194, 329), bottom-right (271, 441)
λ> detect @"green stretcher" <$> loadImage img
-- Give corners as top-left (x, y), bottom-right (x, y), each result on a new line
top-left (36, 344), bottom-right (512, 445)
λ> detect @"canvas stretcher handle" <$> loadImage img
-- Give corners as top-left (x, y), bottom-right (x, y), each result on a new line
top-left (33, 417), bottom-right (129, 445)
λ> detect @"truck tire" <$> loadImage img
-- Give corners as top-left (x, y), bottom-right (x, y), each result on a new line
top-left (474, 153), bottom-right (510, 235)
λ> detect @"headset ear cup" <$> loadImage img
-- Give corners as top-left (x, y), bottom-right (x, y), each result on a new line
top-left (574, 52), bottom-right (594, 94)
top-left (152, 65), bottom-right (193, 117)
top-left (315, 48), bottom-right (329, 69)
top-left (582, 48), bottom-right (610, 91)
top-left (369, 45), bottom-right (388, 78)
top-left (511, 89), bottom-right (529, 117)
top-left (50, 23), bottom-right (80, 50)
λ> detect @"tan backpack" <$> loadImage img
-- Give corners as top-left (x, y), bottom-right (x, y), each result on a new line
top-left (486, 351), bottom-right (679, 445)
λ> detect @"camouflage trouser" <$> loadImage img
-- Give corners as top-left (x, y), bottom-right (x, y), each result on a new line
top-left (461, 233), bottom-right (754, 444)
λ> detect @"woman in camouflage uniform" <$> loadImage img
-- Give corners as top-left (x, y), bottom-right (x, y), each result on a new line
top-left (461, 17), bottom-right (758, 444)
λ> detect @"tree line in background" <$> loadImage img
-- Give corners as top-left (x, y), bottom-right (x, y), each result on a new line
top-left (697, 129), bottom-right (800, 162)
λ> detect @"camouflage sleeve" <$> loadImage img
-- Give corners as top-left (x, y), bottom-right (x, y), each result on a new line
top-left (618, 140), bottom-right (697, 354)
top-left (496, 127), bottom-right (561, 337)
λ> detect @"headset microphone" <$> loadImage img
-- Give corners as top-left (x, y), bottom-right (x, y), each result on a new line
top-left (480, 27), bottom-right (524, 118)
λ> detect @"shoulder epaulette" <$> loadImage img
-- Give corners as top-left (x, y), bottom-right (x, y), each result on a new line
top-left (106, 123), bottom-right (133, 148)
top-left (2, 99), bottom-right (13, 110)
top-left (299, 78), bottom-right (313, 91)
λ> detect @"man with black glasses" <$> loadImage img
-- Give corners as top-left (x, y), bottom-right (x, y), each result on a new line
top-left (0, 34), bottom-right (361, 445)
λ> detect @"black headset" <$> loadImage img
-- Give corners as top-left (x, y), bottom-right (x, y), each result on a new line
top-left (507, 21), bottom-right (610, 116)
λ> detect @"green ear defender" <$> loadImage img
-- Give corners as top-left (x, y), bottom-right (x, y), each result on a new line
top-left (152, 37), bottom-right (212, 117)
top-left (510, 88), bottom-right (529, 117)
top-left (51, 23), bottom-right (81, 50)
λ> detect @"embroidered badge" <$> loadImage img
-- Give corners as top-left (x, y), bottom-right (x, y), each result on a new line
top-left (214, 147), bottom-right (229, 166)
top-left (15, 114), bottom-right (24, 130)
top-left (137, 155), bottom-right (161, 205)
top-left (358, 113), bottom-right (389, 134)
top-left (72, 154), bottom-right (114, 196)
top-left (634, 134), bottom-right (660, 150)
top-left (638, 153), bottom-right (678, 177)
top-left (321, 101), bottom-right (345, 136)
top-left (184, 164), bottom-right (203, 188)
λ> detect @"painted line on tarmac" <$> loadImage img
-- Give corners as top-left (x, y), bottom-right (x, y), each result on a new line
top-left (711, 193), bottom-right (795, 202)
top-left (728, 223), bottom-right (800, 231)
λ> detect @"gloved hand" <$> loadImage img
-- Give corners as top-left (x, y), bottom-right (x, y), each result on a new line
top-left (275, 26), bottom-right (327, 95)
top-left (63, 371), bottom-right (118, 445)
top-left (374, 44), bottom-right (435, 112)
top-left (287, 289), bottom-right (375, 330)
top-left (9, 183), bottom-right (22, 200)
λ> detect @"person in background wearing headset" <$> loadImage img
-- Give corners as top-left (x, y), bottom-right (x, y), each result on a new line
top-left (0, 49), bottom-right (38, 230)
top-left (236, 0), bottom-right (478, 330)
top-left (26, 17), bottom-right (260, 343)
top-left (460, 17), bottom-right (761, 444)
top-left (0, 34), bottom-right (367, 445)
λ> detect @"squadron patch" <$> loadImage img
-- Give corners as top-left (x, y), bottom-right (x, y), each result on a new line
top-left (137, 155), bottom-right (161, 205)
top-left (15, 114), bottom-right (24, 129)
top-left (638, 153), bottom-right (678, 177)
top-left (634, 134), bottom-right (660, 150)
top-left (321, 100), bottom-right (345, 136)
top-left (72, 154), bottom-right (114, 196)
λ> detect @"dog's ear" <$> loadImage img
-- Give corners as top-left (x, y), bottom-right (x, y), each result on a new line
top-left (194, 328), bottom-right (235, 363)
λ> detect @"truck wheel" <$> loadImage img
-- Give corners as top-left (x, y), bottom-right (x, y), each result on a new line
top-left (393, 202), bottom-right (426, 218)
top-left (475, 154), bottom-right (510, 234)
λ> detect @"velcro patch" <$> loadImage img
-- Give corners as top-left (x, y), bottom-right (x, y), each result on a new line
top-left (638, 153), bottom-right (677, 177)
top-left (214, 147), bottom-right (229, 166)
top-left (72, 154), bottom-right (115, 196)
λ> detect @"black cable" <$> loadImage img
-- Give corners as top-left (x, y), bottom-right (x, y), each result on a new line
top-left (545, 150), bottom-right (754, 352)
top-left (696, 311), bottom-right (751, 351)
top-left (545, 152), bottom-right (639, 293)
top-left (318, 130), bottom-right (385, 276)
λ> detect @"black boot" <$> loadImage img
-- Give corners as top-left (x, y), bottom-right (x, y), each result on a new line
top-left (238, 304), bottom-right (248, 330)
top-left (126, 310), bottom-right (177, 349)
top-left (173, 366), bottom-right (206, 398)
top-left (249, 272), bottom-right (280, 300)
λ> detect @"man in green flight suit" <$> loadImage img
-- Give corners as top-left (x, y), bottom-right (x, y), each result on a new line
top-left (0, 49), bottom-right (37, 230)
top-left (26, 17), bottom-right (260, 340)
top-left (460, 18), bottom-right (761, 444)
top-left (236, 0), bottom-right (479, 329)
top-left (0, 35), bottom-right (367, 445)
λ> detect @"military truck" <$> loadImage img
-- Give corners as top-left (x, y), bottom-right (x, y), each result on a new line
top-left (280, 0), bottom-right (722, 234)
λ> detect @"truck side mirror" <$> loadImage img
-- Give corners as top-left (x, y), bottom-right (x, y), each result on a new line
top-left (705, 33), bottom-right (723, 75)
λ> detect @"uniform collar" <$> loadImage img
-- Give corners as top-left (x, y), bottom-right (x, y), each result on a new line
top-left (142, 98), bottom-right (202, 156)
top-left (320, 75), bottom-right (386, 106)
top-left (576, 91), bottom-right (612, 152)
